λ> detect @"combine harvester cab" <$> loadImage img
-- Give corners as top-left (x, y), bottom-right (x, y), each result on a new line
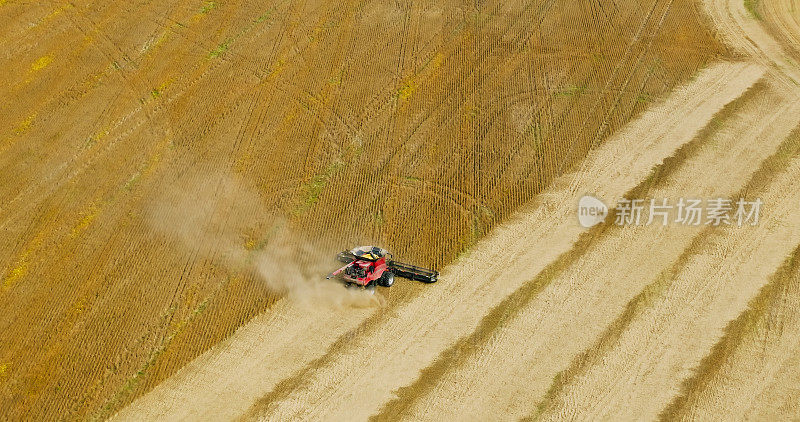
top-left (327, 246), bottom-right (438, 290)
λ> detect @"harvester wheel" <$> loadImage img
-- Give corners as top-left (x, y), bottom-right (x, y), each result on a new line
top-left (378, 271), bottom-right (395, 287)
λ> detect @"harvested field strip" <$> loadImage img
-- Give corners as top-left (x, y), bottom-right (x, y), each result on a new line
top-left (112, 300), bottom-right (378, 421)
top-left (533, 121), bottom-right (800, 421)
top-left (226, 62), bottom-right (762, 421)
top-left (378, 77), bottom-right (791, 421)
top-left (661, 242), bottom-right (800, 420)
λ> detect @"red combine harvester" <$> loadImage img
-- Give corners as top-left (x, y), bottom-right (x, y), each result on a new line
top-left (326, 246), bottom-right (438, 291)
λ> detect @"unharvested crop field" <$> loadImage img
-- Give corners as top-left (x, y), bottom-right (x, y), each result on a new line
top-left (2, 0), bottom-right (800, 420)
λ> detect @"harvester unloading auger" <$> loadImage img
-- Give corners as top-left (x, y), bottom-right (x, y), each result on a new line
top-left (326, 246), bottom-right (438, 291)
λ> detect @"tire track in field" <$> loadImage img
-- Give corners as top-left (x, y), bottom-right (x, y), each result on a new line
top-left (227, 0), bottom-right (363, 171)
top-left (533, 117), bottom-right (800, 421)
top-left (376, 80), bottom-right (794, 421)
top-left (373, 0), bottom-right (633, 235)
top-left (240, 62), bottom-right (761, 421)
top-left (702, 0), bottom-right (800, 87)
top-left (761, 0), bottom-right (800, 60)
top-left (0, 0), bottom-right (283, 230)
top-left (566, 0), bottom-right (666, 162)
top-left (382, 0), bottom-right (550, 166)
top-left (0, 2), bottom-right (297, 417)
top-left (0, 0), bottom-right (199, 215)
top-left (63, 4), bottom-right (172, 143)
top-left (511, 0), bottom-right (688, 206)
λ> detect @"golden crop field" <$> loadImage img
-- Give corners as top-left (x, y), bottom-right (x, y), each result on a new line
top-left (3, 0), bottom-right (800, 420)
